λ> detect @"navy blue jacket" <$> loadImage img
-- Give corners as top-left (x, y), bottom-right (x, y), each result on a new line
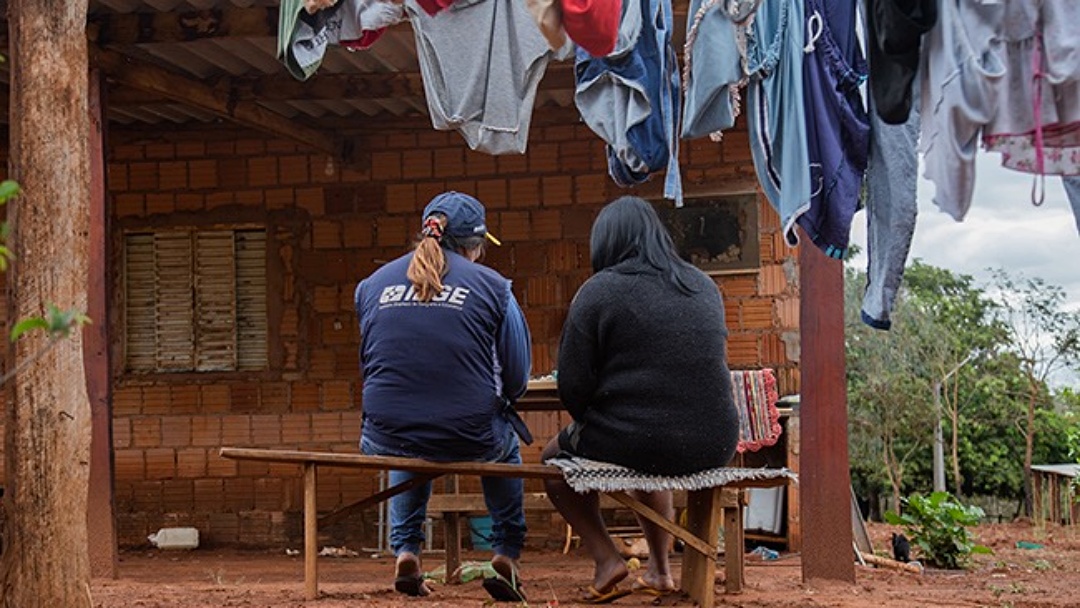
top-left (355, 250), bottom-right (530, 460)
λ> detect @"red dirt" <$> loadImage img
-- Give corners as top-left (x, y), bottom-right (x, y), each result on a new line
top-left (91, 522), bottom-right (1080, 607)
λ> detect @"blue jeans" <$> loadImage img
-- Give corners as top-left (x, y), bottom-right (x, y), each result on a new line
top-left (361, 428), bottom-right (527, 559)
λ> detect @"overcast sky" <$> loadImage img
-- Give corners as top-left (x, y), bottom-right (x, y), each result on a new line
top-left (849, 153), bottom-right (1080, 312)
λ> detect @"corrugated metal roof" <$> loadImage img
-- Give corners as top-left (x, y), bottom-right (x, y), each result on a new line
top-left (83, 0), bottom-right (578, 132)
top-left (1031, 464), bottom-right (1080, 478)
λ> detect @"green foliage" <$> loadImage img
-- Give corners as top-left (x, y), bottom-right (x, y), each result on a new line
top-left (10, 304), bottom-right (91, 342)
top-left (0, 179), bottom-right (19, 271)
top-left (884, 492), bottom-right (992, 569)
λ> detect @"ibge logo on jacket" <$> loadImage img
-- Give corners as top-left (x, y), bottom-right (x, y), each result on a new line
top-left (378, 283), bottom-right (471, 310)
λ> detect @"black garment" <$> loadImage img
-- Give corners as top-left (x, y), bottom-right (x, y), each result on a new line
top-left (555, 261), bottom-right (739, 475)
top-left (866, 0), bottom-right (938, 124)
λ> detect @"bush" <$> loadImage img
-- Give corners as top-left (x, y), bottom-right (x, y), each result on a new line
top-left (884, 491), bottom-right (992, 569)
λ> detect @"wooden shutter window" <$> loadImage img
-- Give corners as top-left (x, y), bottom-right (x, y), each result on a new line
top-left (123, 227), bottom-right (267, 373)
top-left (124, 233), bottom-right (156, 371)
top-left (153, 232), bottom-right (195, 371)
top-left (195, 231), bottom-right (238, 371)
top-left (235, 229), bottom-right (268, 371)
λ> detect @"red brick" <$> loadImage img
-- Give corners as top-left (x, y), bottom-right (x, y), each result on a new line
top-left (762, 333), bottom-right (788, 367)
top-left (547, 241), bottom-right (580, 272)
top-left (158, 161), bottom-right (188, 190)
top-left (525, 275), bottom-right (564, 307)
top-left (497, 154), bottom-right (528, 175)
top-left (313, 220), bottom-right (342, 249)
top-left (279, 155), bottom-right (310, 184)
top-left (194, 479), bottom-right (225, 511)
top-left (267, 139), bottom-right (299, 154)
top-left (201, 384), bottom-right (231, 413)
top-left (225, 477), bottom-right (256, 511)
top-left (175, 193), bottom-right (205, 212)
top-left (161, 416), bottom-right (192, 447)
top-left (176, 448), bottom-right (208, 478)
top-left (466, 150), bottom-right (498, 177)
top-left (221, 415), bottom-right (252, 446)
top-left (375, 215), bottom-right (410, 248)
top-left (371, 151), bottom-right (403, 180)
top-left (107, 163), bottom-right (129, 191)
top-left (188, 159), bottom-right (218, 189)
top-left (254, 478), bottom-right (285, 510)
top-left (740, 298), bottom-right (775, 330)
top-left (251, 414), bottom-right (282, 446)
top-left (497, 211), bottom-right (530, 242)
top-left (281, 414), bottom-right (312, 446)
top-left (508, 177), bottom-right (541, 208)
top-left (113, 193), bottom-right (145, 217)
top-left (128, 162), bottom-right (159, 191)
top-left (343, 218), bottom-right (374, 248)
top-left (205, 191), bottom-right (235, 209)
top-left (145, 143), bottom-right (175, 160)
top-left (205, 140), bottom-right (235, 156)
top-left (112, 144), bottom-right (144, 161)
top-left (114, 386), bottom-right (142, 416)
top-left (727, 333), bottom-right (760, 367)
top-left (514, 244), bottom-right (546, 274)
top-left (559, 141), bottom-right (591, 171)
top-left (132, 418), bottom-right (162, 448)
top-left (235, 139), bottom-right (266, 155)
top-left (476, 179), bottom-right (508, 208)
top-left (175, 141), bottom-right (205, 158)
top-left (311, 413), bottom-right (343, 442)
top-left (230, 384), bottom-right (260, 413)
top-left (206, 452), bottom-right (238, 477)
top-left (191, 416), bottom-right (222, 447)
top-left (541, 175), bottom-right (573, 206)
top-left (561, 207), bottom-right (596, 239)
top-left (573, 174), bottom-right (608, 204)
top-left (114, 449), bottom-right (145, 481)
top-left (719, 276), bottom-right (757, 298)
top-left (527, 143), bottom-right (559, 173)
top-left (145, 193), bottom-right (175, 215)
top-left (776, 297), bottom-right (799, 329)
top-left (248, 157), bottom-right (278, 187)
top-left (145, 448), bottom-right (177, 480)
top-left (531, 209), bottom-right (561, 240)
top-left (385, 183), bottom-right (416, 214)
top-left (322, 380), bottom-right (352, 411)
top-left (402, 149), bottom-right (433, 179)
top-left (721, 130), bottom-right (752, 162)
top-left (292, 382), bottom-right (321, 412)
top-left (433, 148), bottom-right (464, 178)
top-left (171, 385), bottom-right (200, 414)
top-left (113, 418), bottom-right (132, 449)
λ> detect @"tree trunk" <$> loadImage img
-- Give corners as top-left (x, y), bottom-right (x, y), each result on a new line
top-left (2, 2), bottom-right (93, 607)
top-left (1023, 374), bottom-right (1037, 518)
top-left (950, 379), bottom-right (963, 497)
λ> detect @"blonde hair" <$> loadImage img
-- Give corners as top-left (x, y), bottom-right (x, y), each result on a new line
top-left (407, 214), bottom-right (449, 302)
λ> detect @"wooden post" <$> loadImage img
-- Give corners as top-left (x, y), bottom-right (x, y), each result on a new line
top-left (443, 475), bottom-right (461, 583)
top-left (798, 240), bottom-right (855, 583)
top-left (722, 496), bottom-right (746, 593)
top-left (304, 463), bottom-right (318, 600)
top-left (682, 487), bottom-right (723, 607)
top-left (85, 66), bottom-right (118, 580)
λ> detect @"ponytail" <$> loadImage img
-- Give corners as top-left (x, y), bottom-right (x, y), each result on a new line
top-left (407, 215), bottom-right (448, 302)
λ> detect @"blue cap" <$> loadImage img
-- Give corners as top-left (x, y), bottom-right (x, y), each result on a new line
top-left (422, 191), bottom-right (501, 246)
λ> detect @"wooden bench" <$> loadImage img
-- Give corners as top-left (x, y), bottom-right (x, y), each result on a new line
top-left (219, 447), bottom-right (791, 608)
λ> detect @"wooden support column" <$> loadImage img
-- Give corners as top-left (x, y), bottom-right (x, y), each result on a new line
top-left (798, 240), bottom-right (854, 583)
top-left (85, 66), bottom-right (118, 579)
top-left (304, 463), bottom-right (318, 600)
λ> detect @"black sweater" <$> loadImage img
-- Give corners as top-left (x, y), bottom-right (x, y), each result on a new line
top-left (556, 262), bottom-right (740, 475)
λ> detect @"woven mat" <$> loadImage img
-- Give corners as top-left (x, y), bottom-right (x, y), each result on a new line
top-left (732, 368), bottom-right (782, 453)
top-left (547, 456), bottom-right (797, 493)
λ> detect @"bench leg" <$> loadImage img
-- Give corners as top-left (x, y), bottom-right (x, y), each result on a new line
top-left (304, 462), bottom-right (318, 600)
top-left (683, 487), bottom-right (723, 608)
top-left (723, 492), bottom-right (745, 594)
top-left (445, 512), bottom-right (462, 582)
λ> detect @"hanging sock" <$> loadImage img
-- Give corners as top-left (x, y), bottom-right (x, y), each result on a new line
top-left (1064, 176), bottom-right (1080, 236)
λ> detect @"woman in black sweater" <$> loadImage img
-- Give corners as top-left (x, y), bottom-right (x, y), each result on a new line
top-left (542, 196), bottom-right (739, 602)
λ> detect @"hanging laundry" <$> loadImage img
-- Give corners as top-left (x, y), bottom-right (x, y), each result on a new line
top-left (415, 0), bottom-right (456, 15)
top-left (919, 0), bottom-right (1005, 221)
top-left (526, 0), bottom-right (568, 51)
top-left (981, 0), bottom-right (1080, 187)
top-left (574, 0), bottom-right (683, 204)
top-left (406, 0), bottom-right (570, 155)
top-left (745, 0), bottom-right (811, 244)
top-left (562, 0), bottom-right (621, 57)
top-left (680, 0), bottom-right (760, 140)
top-left (1064, 176), bottom-right (1080, 236)
top-left (797, 0), bottom-right (870, 259)
top-left (278, 0), bottom-right (405, 81)
top-left (864, 0), bottom-right (937, 125)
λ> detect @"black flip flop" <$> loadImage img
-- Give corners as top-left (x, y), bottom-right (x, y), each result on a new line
top-left (482, 572), bottom-right (526, 602)
top-left (394, 572), bottom-right (428, 597)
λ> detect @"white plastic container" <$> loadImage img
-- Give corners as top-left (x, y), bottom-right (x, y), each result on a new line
top-left (148, 527), bottom-right (200, 550)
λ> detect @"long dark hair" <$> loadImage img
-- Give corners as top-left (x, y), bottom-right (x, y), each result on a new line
top-left (589, 196), bottom-right (699, 295)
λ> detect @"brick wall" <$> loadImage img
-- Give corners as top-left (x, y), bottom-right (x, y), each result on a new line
top-left (2, 116), bottom-right (800, 548)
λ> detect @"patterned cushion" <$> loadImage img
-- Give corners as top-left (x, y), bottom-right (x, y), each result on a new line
top-left (547, 456), bottom-right (796, 493)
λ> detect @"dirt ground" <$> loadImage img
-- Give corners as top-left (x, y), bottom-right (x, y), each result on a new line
top-left (91, 522), bottom-right (1080, 608)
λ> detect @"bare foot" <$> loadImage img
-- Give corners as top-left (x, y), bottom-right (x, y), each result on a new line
top-left (394, 552), bottom-right (432, 597)
top-left (591, 555), bottom-right (629, 593)
top-left (632, 570), bottom-right (677, 594)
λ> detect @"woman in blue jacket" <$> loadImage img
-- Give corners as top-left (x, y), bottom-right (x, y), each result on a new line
top-left (355, 191), bottom-right (532, 601)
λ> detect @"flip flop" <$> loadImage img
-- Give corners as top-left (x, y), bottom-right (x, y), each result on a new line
top-left (482, 571), bottom-right (527, 602)
top-left (393, 554), bottom-right (431, 597)
top-left (581, 583), bottom-right (632, 604)
top-left (630, 576), bottom-right (678, 597)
